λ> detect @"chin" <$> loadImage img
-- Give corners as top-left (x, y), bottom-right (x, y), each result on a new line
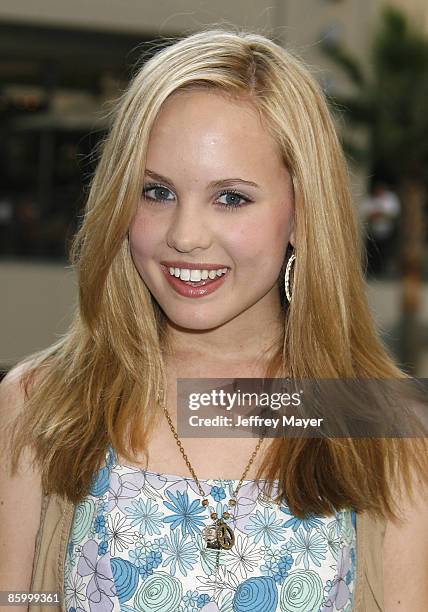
top-left (164, 308), bottom-right (230, 332)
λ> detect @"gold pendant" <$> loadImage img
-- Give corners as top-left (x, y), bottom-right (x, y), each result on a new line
top-left (203, 519), bottom-right (235, 550)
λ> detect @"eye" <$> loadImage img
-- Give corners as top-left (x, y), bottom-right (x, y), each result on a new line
top-left (141, 183), bottom-right (252, 211)
top-left (216, 190), bottom-right (251, 211)
top-left (142, 183), bottom-right (175, 203)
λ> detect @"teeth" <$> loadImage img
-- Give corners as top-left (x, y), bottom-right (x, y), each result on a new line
top-left (190, 270), bottom-right (202, 281)
top-left (166, 266), bottom-right (228, 280)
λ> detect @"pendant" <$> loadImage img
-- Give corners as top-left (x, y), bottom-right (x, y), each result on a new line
top-left (203, 519), bottom-right (235, 550)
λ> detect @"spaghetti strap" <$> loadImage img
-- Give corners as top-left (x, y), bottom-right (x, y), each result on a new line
top-left (105, 442), bottom-right (117, 470)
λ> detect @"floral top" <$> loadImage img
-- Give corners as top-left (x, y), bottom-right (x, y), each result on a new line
top-left (64, 445), bottom-right (357, 612)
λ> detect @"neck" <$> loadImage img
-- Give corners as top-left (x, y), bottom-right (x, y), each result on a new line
top-left (165, 317), bottom-right (284, 363)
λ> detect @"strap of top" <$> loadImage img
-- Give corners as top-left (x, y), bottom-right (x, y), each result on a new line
top-left (105, 442), bottom-right (117, 470)
top-left (30, 444), bottom-right (114, 604)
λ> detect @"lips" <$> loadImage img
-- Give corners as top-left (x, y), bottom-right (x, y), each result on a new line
top-left (160, 264), bottom-right (229, 298)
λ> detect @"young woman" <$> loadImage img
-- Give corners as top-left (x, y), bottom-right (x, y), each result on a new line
top-left (1, 29), bottom-right (427, 612)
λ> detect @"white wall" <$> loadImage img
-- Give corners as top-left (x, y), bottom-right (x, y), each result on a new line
top-left (1, 261), bottom-right (76, 367)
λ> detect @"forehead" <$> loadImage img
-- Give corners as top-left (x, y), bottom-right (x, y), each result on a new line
top-left (145, 89), bottom-right (284, 177)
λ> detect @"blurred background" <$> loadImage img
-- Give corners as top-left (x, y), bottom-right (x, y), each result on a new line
top-left (1, 0), bottom-right (428, 376)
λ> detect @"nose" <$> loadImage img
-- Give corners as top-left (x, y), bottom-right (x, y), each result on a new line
top-left (166, 200), bottom-right (212, 253)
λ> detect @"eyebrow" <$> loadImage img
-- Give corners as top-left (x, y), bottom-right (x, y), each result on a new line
top-left (144, 169), bottom-right (261, 190)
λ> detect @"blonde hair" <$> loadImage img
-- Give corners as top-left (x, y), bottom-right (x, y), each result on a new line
top-left (8, 28), bottom-right (428, 519)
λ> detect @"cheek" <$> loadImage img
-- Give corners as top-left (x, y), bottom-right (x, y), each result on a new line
top-left (268, 204), bottom-right (294, 255)
top-left (231, 209), bottom-right (291, 270)
top-left (128, 214), bottom-right (158, 261)
top-left (229, 222), bottom-right (259, 257)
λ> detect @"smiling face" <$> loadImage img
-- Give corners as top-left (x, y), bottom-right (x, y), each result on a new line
top-left (129, 89), bottom-right (295, 349)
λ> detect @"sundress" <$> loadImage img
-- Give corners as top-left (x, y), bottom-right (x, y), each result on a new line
top-left (64, 444), bottom-right (357, 612)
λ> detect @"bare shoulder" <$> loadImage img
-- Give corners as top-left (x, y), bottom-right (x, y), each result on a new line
top-left (0, 361), bottom-right (40, 444)
top-left (0, 360), bottom-right (38, 451)
top-left (383, 465), bottom-right (428, 610)
top-left (0, 361), bottom-right (44, 595)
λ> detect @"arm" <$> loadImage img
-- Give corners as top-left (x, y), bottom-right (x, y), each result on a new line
top-left (383, 467), bottom-right (428, 610)
top-left (0, 364), bottom-right (43, 612)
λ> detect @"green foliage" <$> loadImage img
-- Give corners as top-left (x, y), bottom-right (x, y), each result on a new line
top-left (321, 5), bottom-right (428, 181)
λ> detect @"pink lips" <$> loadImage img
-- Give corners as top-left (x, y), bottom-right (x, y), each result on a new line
top-left (160, 265), bottom-right (229, 298)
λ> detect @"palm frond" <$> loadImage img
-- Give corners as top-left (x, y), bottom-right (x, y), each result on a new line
top-left (321, 42), bottom-right (366, 88)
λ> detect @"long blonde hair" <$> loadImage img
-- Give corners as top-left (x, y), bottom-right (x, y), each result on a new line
top-left (8, 28), bottom-right (428, 519)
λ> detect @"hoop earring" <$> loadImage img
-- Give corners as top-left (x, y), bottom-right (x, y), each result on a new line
top-left (284, 253), bottom-right (296, 303)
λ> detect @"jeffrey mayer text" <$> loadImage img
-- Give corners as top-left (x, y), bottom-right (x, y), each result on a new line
top-left (235, 415), bottom-right (323, 428)
top-left (188, 414), bottom-right (324, 428)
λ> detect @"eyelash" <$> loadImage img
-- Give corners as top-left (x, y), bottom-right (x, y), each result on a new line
top-left (141, 183), bottom-right (252, 211)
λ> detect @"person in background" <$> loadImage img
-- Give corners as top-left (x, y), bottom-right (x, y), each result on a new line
top-left (360, 180), bottom-right (401, 278)
top-left (0, 194), bottom-right (13, 255)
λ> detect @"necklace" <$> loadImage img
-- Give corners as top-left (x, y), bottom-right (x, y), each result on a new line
top-left (162, 405), bottom-right (265, 551)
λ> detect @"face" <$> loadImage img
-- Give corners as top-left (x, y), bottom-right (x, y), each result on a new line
top-left (129, 90), bottom-right (295, 334)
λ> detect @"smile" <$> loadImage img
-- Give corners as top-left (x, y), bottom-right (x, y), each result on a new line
top-left (160, 264), bottom-right (230, 298)
top-left (168, 266), bottom-right (228, 281)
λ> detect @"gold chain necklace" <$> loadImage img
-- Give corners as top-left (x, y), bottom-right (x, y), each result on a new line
top-left (162, 405), bottom-right (265, 553)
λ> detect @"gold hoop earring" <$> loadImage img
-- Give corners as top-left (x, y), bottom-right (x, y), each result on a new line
top-left (284, 253), bottom-right (296, 303)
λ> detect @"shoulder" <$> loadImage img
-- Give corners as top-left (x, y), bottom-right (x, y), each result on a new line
top-left (0, 362), bottom-right (28, 401)
top-left (0, 358), bottom-right (43, 400)
top-left (0, 359), bottom-right (45, 476)
top-left (0, 359), bottom-right (45, 438)
top-left (383, 464), bottom-right (428, 609)
top-left (0, 361), bottom-right (33, 433)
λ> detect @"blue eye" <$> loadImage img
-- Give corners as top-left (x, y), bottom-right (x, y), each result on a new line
top-left (141, 183), bottom-right (251, 211)
top-left (142, 184), bottom-right (174, 202)
top-left (216, 190), bottom-right (251, 211)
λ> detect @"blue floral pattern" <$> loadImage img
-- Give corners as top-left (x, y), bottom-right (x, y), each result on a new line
top-left (64, 445), bottom-right (356, 611)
